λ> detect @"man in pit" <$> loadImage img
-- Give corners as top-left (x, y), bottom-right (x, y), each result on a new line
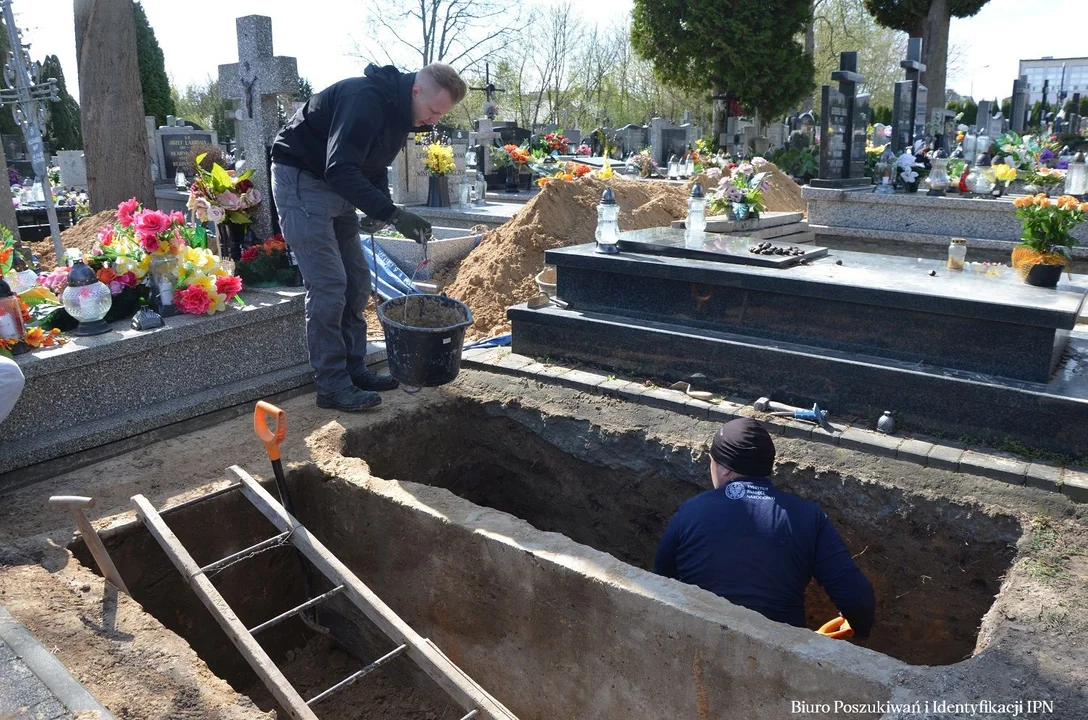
top-left (654, 418), bottom-right (876, 637)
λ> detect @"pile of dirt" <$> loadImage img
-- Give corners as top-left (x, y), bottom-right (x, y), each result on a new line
top-left (440, 176), bottom-right (690, 338)
top-left (33, 209), bottom-right (117, 270)
top-left (438, 164), bottom-right (806, 339)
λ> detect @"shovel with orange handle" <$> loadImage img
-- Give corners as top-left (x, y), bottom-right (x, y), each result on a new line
top-left (254, 400), bottom-right (293, 513)
top-left (817, 615), bottom-right (854, 640)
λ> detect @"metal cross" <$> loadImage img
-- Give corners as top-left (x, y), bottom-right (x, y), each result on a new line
top-left (469, 62), bottom-right (505, 103)
top-left (0, 0), bottom-right (63, 262)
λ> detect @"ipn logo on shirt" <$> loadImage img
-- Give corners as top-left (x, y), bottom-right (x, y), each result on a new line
top-left (725, 482), bottom-right (747, 500)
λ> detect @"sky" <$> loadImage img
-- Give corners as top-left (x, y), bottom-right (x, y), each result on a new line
top-left (11, 0), bottom-right (1088, 106)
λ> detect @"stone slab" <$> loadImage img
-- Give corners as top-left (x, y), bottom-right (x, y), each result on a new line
top-left (926, 442), bottom-right (966, 472)
top-left (959, 451), bottom-right (1028, 485)
top-left (840, 426), bottom-right (902, 458)
top-left (617, 227), bottom-right (828, 268)
top-left (802, 185), bottom-right (1088, 246)
top-left (507, 304), bottom-right (1088, 459)
top-left (1026, 462), bottom-right (1064, 492)
top-left (671, 211), bottom-right (803, 233)
top-left (896, 437), bottom-right (935, 464)
top-left (548, 242), bottom-right (1086, 382)
top-left (1061, 469), bottom-right (1088, 503)
top-left (0, 289), bottom-right (314, 480)
top-left (0, 604), bottom-right (115, 719)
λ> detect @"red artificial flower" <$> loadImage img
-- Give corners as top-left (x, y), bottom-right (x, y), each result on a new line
top-left (236, 179), bottom-right (254, 193)
top-left (215, 274), bottom-right (242, 300)
top-left (97, 267), bottom-right (117, 285)
top-left (169, 211), bottom-right (186, 226)
top-left (263, 236), bottom-right (287, 254)
top-left (117, 198), bottom-right (140, 228)
top-left (175, 284), bottom-right (213, 315)
top-left (240, 246), bottom-right (261, 263)
top-left (114, 271), bottom-right (137, 288)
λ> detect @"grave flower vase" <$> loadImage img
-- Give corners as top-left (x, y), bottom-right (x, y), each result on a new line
top-left (426, 175), bottom-right (451, 208)
top-left (216, 222), bottom-right (246, 263)
top-left (1011, 246), bottom-right (1066, 288)
top-left (505, 165), bottom-right (520, 193)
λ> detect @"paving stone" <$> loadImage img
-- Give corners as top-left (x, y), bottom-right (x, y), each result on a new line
top-left (640, 387), bottom-right (710, 419)
top-left (960, 450), bottom-right (1028, 485)
top-left (839, 425), bottom-right (902, 458)
top-left (809, 424), bottom-right (844, 446)
top-left (707, 402), bottom-right (745, 423)
top-left (1025, 462), bottom-right (1064, 493)
top-left (491, 351), bottom-right (535, 373)
top-left (595, 378), bottom-right (644, 403)
top-left (1061, 469), bottom-right (1088, 503)
top-left (521, 362), bottom-right (572, 381)
top-left (555, 368), bottom-right (610, 390)
top-left (461, 346), bottom-right (503, 366)
top-left (926, 442), bottom-right (966, 472)
top-left (896, 437), bottom-right (935, 465)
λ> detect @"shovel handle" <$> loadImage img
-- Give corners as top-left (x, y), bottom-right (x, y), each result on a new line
top-left (254, 401), bottom-right (287, 462)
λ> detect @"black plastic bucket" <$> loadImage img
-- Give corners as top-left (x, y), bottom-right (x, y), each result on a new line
top-left (377, 294), bottom-right (474, 387)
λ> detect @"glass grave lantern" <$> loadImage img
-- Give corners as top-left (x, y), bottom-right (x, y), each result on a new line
top-left (927, 149), bottom-right (951, 196)
top-left (874, 147), bottom-right (897, 194)
top-left (685, 183), bottom-right (707, 249)
top-left (148, 254), bottom-right (179, 317)
top-left (0, 278), bottom-right (26, 350)
top-left (1066, 152), bottom-right (1088, 199)
top-left (61, 261), bottom-right (112, 336)
top-left (594, 187), bottom-right (620, 254)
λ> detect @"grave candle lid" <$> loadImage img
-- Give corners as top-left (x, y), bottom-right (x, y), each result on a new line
top-left (600, 187), bottom-right (616, 205)
top-left (67, 260), bottom-right (98, 287)
top-left (690, 183), bottom-right (704, 198)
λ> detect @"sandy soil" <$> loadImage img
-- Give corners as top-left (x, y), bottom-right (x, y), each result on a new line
top-left (1, 372), bottom-right (1086, 718)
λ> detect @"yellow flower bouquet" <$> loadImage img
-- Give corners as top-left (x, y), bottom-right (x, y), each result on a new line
top-left (423, 143), bottom-right (455, 176)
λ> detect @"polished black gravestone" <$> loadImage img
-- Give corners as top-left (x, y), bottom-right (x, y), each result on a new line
top-left (892, 38), bottom-right (927, 153)
top-left (810, 52), bottom-right (872, 189)
top-left (617, 226), bottom-right (828, 268)
top-left (508, 232), bottom-right (1088, 455)
top-left (534, 229), bottom-right (1084, 384)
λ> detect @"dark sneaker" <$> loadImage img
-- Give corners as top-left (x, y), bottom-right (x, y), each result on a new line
top-left (316, 386), bottom-right (382, 411)
top-left (351, 369), bottom-right (400, 392)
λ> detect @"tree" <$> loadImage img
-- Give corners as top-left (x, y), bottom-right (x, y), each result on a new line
top-left (0, 18), bottom-right (17, 136)
top-left (276, 76), bottom-right (316, 128)
top-left (40, 55), bottom-right (83, 151)
top-left (631, 0), bottom-right (813, 143)
top-left (813, 0), bottom-right (906, 111)
top-left (863, 0), bottom-right (991, 116)
top-left (132, 1), bottom-right (175, 125)
top-left (171, 77), bottom-right (234, 143)
top-left (356, 0), bottom-right (519, 71)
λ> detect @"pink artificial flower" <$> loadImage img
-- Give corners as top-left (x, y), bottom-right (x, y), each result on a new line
top-left (245, 188), bottom-right (261, 205)
top-left (115, 271), bottom-right (137, 287)
top-left (97, 225), bottom-right (115, 246)
top-left (134, 209), bottom-right (171, 237)
top-left (117, 198), bottom-right (140, 227)
top-left (92, 248), bottom-right (104, 256)
top-left (176, 284), bottom-right (213, 315)
top-left (215, 274), bottom-right (242, 300)
top-left (138, 231), bottom-right (161, 254)
top-left (170, 211), bottom-right (186, 226)
top-left (208, 205), bottom-right (226, 224)
top-left (218, 191), bottom-right (241, 210)
top-left (108, 280), bottom-right (124, 295)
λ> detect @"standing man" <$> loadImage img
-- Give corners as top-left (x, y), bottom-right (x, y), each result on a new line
top-left (654, 418), bottom-right (876, 638)
top-left (271, 63), bottom-right (467, 411)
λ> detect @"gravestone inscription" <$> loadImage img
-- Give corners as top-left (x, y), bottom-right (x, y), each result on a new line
top-left (811, 51), bottom-right (870, 188)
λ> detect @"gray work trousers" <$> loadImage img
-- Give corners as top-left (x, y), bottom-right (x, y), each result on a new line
top-left (271, 163), bottom-right (372, 395)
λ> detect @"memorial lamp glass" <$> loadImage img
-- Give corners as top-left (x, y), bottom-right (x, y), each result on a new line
top-left (594, 187), bottom-right (620, 254)
top-left (61, 261), bottom-right (112, 336)
top-left (1066, 152), bottom-right (1088, 198)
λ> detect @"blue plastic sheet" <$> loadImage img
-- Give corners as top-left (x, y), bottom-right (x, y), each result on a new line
top-left (464, 333), bottom-right (511, 350)
top-left (360, 234), bottom-right (416, 300)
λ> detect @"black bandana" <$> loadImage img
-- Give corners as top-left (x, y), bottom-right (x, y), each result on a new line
top-left (709, 418), bottom-right (776, 478)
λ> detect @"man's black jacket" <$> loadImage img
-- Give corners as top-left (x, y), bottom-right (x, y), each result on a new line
top-left (271, 64), bottom-right (415, 222)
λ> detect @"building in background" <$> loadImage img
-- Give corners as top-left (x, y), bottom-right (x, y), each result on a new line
top-left (1018, 56), bottom-right (1088, 107)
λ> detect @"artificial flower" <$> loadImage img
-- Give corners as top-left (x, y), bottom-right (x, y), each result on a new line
top-left (98, 225), bottom-right (115, 246)
top-left (992, 164), bottom-right (1017, 183)
top-left (97, 267), bottom-right (117, 285)
top-left (175, 284), bottom-right (213, 315)
top-left (240, 246), bottom-right (261, 263)
top-left (215, 274), bottom-right (242, 300)
top-left (208, 205), bottom-right (226, 224)
top-left (263, 236), bottom-right (287, 254)
top-left (134, 210), bottom-right (171, 237)
top-left (117, 198), bottom-right (139, 227)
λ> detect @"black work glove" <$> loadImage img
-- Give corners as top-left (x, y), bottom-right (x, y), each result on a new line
top-left (359, 215), bottom-right (386, 235)
top-left (390, 208), bottom-right (432, 244)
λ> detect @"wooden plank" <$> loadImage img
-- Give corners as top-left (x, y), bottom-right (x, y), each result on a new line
top-left (131, 494), bottom-right (319, 720)
top-left (230, 466), bottom-right (519, 720)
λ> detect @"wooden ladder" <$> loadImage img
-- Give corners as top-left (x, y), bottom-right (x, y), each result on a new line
top-left (132, 465), bottom-right (517, 720)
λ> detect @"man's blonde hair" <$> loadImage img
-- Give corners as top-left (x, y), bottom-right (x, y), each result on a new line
top-left (419, 63), bottom-right (468, 104)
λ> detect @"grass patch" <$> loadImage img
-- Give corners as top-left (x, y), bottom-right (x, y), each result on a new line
top-left (1024, 515), bottom-right (1070, 581)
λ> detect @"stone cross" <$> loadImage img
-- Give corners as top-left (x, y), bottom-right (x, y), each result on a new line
top-left (891, 38), bottom-right (927, 152)
top-left (811, 52), bottom-right (871, 188)
top-left (218, 15), bottom-right (298, 239)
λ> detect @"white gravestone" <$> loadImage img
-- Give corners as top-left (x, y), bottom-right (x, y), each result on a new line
top-left (56, 150), bottom-right (88, 190)
top-left (218, 15), bottom-right (298, 239)
top-left (390, 132), bottom-right (470, 206)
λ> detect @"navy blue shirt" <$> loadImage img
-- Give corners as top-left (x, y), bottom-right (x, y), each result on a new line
top-left (653, 478), bottom-right (875, 637)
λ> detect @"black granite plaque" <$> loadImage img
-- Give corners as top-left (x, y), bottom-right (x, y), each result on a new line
top-left (851, 93), bottom-right (870, 178)
top-left (892, 81), bottom-right (914, 152)
top-left (819, 86), bottom-right (848, 179)
top-left (161, 132), bottom-right (214, 177)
